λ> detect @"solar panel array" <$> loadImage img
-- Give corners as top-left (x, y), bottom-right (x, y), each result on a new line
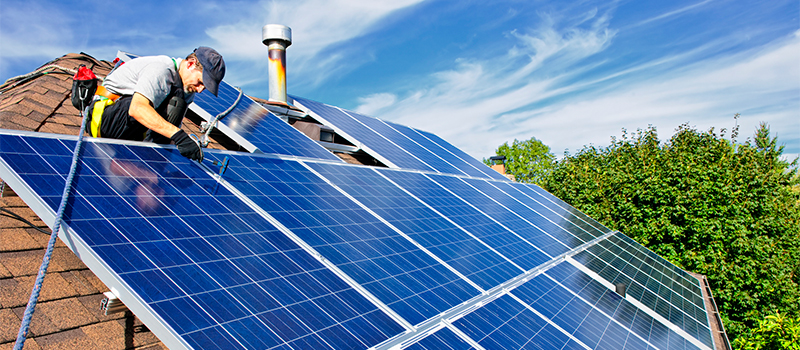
top-left (0, 127), bottom-right (716, 349)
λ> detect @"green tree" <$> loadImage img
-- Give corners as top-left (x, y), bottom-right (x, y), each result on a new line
top-left (539, 122), bottom-right (800, 342)
top-left (484, 137), bottom-right (555, 184)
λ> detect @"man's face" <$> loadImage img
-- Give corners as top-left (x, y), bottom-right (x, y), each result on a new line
top-left (182, 60), bottom-right (205, 94)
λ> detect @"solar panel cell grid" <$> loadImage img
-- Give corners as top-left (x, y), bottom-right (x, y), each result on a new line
top-left (0, 129), bottom-right (716, 350)
top-left (306, 162), bottom-right (522, 290)
top-left (570, 245), bottom-right (713, 348)
top-left (544, 262), bottom-right (704, 350)
top-left (454, 293), bottom-right (566, 350)
top-left (432, 175), bottom-right (570, 258)
top-left (380, 169), bottom-right (550, 270)
top-left (294, 95), bottom-right (511, 180)
top-left (521, 184), bottom-right (612, 234)
top-left (403, 327), bottom-right (473, 350)
top-left (383, 119), bottom-right (491, 179)
top-left (344, 110), bottom-right (466, 176)
top-left (414, 129), bottom-right (509, 181)
top-left (454, 264), bottom-right (678, 350)
top-left (610, 235), bottom-right (704, 305)
top-left (598, 238), bottom-right (707, 324)
top-left (493, 181), bottom-right (608, 240)
top-left (462, 178), bottom-right (594, 251)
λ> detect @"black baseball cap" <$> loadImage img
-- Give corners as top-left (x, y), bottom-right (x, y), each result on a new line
top-left (194, 47), bottom-right (225, 96)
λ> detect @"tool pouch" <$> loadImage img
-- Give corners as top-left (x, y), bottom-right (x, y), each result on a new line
top-left (71, 65), bottom-right (98, 111)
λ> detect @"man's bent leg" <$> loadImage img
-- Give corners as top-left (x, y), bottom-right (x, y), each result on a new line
top-left (146, 92), bottom-right (187, 144)
top-left (96, 96), bottom-right (148, 141)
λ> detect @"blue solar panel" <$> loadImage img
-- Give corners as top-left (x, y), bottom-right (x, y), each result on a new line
top-left (215, 154), bottom-right (479, 325)
top-left (293, 96), bottom-right (508, 180)
top-left (191, 82), bottom-right (340, 161)
top-left (613, 234), bottom-right (706, 307)
top-left (454, 260), bottom-right (699, 350)
top-left (380, 119), bottom-right (496, 179)
top-left (518, 183), bottom-right (612, 235)
top-left (305, 161), bottom-right (522, 291)
top-left (0, 132), bottom-right (402, 349)
top-left (571, 235), bottom-right (713, 348)
top-left (490, 181), bottom-right (609, 241)
top-left (454, 292), bottom-right (573, 349)
top-left (343, 110), bottom-right (466, 175)
top-left (432, 175), bottom-right (573, 257)
top-left (542, 261), bottom-right (701, 350)
top-left (415, 128), bottom-right (510, 181)
top-left (292, 96), bottom-right (435, 171)
top-left (403, 327), bottom-right (473, 350)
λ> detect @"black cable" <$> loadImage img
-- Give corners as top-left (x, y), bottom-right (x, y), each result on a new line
top-left (0, 69), bottom-right (74, 94)
top-left (0, 207), bottom-right (50, 234)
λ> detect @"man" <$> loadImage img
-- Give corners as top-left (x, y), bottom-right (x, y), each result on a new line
top-left (87, 47), bottom-right (225, 161)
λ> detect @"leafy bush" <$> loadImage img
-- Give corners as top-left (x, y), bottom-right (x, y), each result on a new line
top-left (734, 311), bottom-right (800, 350)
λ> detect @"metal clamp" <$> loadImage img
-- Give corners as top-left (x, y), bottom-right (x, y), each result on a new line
top-left (100, 291), bottom-right (129, 315)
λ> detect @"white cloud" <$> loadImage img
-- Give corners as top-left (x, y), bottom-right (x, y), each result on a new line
top-left (355, 93), bottom-right (397, 115)
top-left (355, 16), bottom-right (800, 160)
top-left (0, 2), bottom-right (74, 61)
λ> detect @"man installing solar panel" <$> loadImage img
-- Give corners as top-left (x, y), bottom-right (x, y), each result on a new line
top-left (84, 47), bottom-right (226, 162)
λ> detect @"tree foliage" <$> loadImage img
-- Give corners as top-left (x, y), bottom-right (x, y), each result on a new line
top-left (734, 311), bottom-right (800, 350)
top-left (484, 137), bottom-right (555, 184)
top-left (536, 122), bottom-right (800, 342)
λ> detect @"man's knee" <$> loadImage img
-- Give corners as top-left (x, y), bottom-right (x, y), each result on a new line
top-left (146, 95), bottom-right (187, 144)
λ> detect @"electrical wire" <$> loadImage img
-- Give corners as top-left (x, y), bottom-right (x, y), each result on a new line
top-left (0, 207), bottom-right (50, 234)
top-left (0, 65), bottom-right (77, 94)
top-left (200, 86), bottom-right (243, 147)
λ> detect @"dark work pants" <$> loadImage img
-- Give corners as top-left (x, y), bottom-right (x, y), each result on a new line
top-left (86, 89), bottom-right (187, 144)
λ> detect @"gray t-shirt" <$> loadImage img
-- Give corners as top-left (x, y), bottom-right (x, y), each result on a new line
top-left (102, 56), bottom-right (194, 107)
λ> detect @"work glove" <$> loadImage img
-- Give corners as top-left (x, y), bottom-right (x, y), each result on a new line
top-left (171, 129), bottom-right (204, 162)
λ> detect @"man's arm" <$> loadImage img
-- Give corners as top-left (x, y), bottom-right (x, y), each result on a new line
top-left (128, 92), bottom-right (203, 161)
top-left (128, 92), bottom-right (181, 138)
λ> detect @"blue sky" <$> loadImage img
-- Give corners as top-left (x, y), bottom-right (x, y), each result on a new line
top-left (1, 0), bottom-right (798, 161)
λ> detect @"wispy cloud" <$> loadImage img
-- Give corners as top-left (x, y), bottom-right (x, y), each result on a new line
top-left (0, 2), bottom-right (75, 67)
top-left (355, 14), bottom-right (799, 160)
top-left (626, 0), bottom-right (714, 28)
top-left (356, 93), bottom-right (397, 115)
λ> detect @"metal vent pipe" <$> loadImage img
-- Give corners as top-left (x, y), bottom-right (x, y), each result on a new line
top-left (262, 24), bottom-right (292, 104)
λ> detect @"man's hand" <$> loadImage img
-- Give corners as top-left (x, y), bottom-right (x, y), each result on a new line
top-left (171, 130), bottom-right (204, 162)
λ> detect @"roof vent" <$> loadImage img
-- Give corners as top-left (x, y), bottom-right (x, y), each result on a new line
top-left (262, 24), bottom-right (292, 105)
top-left (614, 282), bottom-right (627, 298)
